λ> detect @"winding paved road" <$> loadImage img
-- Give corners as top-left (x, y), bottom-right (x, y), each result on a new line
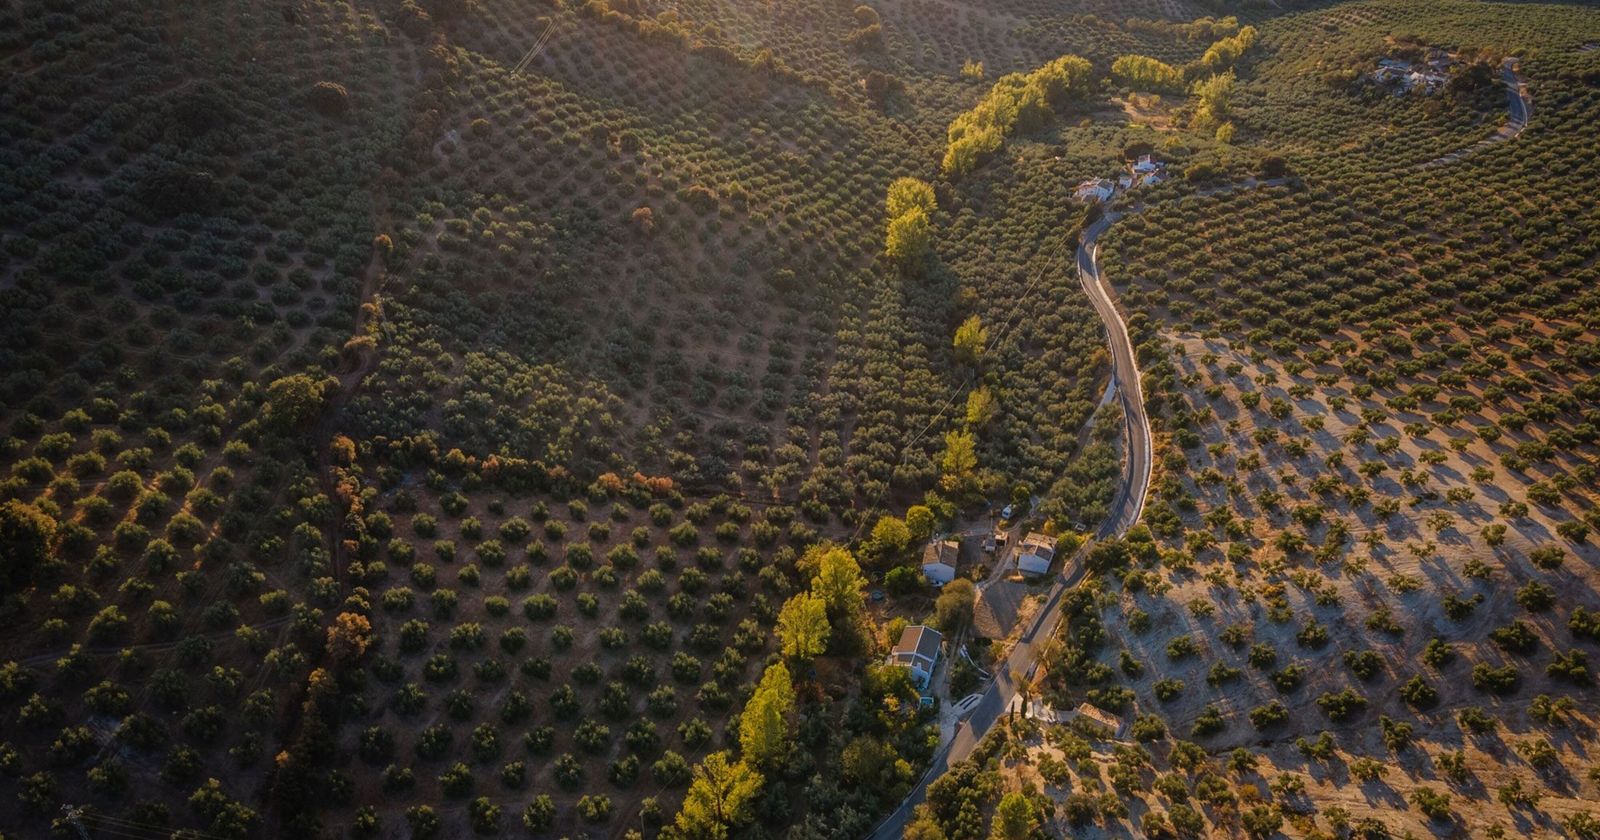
top-left (1078, 212), bottom-right (1154, 539)
top-left (866, 216), bottom-right (1151, 840)
top-left (1420, 58), bottom-right (1529, 169)
top-left (867, 57), bottom-right (1532, 838)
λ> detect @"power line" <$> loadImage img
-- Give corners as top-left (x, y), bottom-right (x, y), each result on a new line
top-left (511, 20), bottom-right (556, 75)
top-left (67, 806), bottom-right (245, 840)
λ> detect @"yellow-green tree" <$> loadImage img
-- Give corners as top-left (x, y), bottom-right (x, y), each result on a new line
top-left (933, 578), bottom-right (976, 632)
top-left (1111, 54), bottom-right (1183, 92)
top-left (940, 430), bottom-right (978, 492)
top-left (965, 385), bottom-right (997, 428)
top-left (811, 545), bottom-right (867, 619)
top-left (886, 206), bottom-right (932, 266)
top-left (739, 662), bottom-right (796, 768)
top-left (776, 592), bottom-right (830, 659)
top-left (0, 499), bottom-right (55, 595)
top-left (675, 752), bottom-right (763, 840)
top-left (943, 54), bottom-right (1091, 175)
top-left (942, 124), bottom-right (1003, 176)
top-left (262, 373), bottom-right (337, 432)
top-left (1027, 54), bottom-right (1093, 109)
top-left (905, 805), bottom-right (948, 840)
top-left (1199, 25), bottom-right (1257, 72)
top-left (953, 315), bottom-right (988, 366)
top-left (871, 515), bottom-right (912, 554)
top-left (886, 177), bottom-right (936, 219)
top-left (905, 505), bottom-right (936, 542)
top-left (1191, 71), bottom-right (1235, 130)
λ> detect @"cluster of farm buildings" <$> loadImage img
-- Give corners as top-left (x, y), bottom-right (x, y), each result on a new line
top-left (1372, 48), bottom-right (1458, 94)
top-left (883, 528), bottom-right (1065, 689)
top-left (919, 531), bottom-right (1057, 585)
top-left (1073, 154), bottom-right (1167, 204)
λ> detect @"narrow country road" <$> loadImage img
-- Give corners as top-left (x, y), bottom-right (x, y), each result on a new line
top-left (1419, 58), bottom-right (1529, 169)
top-left (866, 58), bottom-right (1533, 835)
top-left (1077, 212), bottom-right (1154, 539)
top-left (865, 216), bottom-right (1152, 840)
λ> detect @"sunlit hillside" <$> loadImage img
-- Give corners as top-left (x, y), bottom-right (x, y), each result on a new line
top-left (2, 0), bottom-right (1597, 838)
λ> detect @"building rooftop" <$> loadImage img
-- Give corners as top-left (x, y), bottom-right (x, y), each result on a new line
top-left (1020, 532), bottom-right (1056, 559)
top-left (921, 538), bottom-right (959, 568)
top-left (891, 625), bottom-right (943, 663)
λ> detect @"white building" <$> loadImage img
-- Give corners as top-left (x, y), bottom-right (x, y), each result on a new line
top-left (921, 538), bottom-right (960, 586)
top-left (888, 625), bottom-right (943, 689)
top-left (1074, 178), bottom-right (1115, 203)
top-left (1374, 59), bottom-right (1446, 93)
top-left (1016, 532), bottom-right (1056, 578)
top-left (1017, 553), bottom-right (1051, 577)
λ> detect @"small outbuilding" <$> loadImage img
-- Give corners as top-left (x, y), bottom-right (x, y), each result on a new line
top-left (1074, 702), bottom-right (1125, 736)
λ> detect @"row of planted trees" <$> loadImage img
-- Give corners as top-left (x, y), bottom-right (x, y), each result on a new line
top-left (665, 541), bottom-right (939, 838)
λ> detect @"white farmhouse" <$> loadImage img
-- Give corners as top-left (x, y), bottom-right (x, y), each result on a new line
top-left (888, 625), bottom-right (943, 689)
top-left (1074, 178), bottom-right (1115, 203)
top-left (1016, 532), bottom-right (1056, 578)
top-left (921, 538), bottom-right (960, 586)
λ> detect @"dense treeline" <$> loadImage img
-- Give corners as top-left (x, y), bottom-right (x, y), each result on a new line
top-left (1112, 54), bottom-right (1185, 92)
top-left (943, 55), bottom-right (1093, 176)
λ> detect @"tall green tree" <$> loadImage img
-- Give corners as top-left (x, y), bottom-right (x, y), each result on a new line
top-left (1190, 71), bottom-right (1235, 130)
top-left (886, 207), bottom-right (932, 267)
top-left (811, 546), bottom-right (867, 619)
top-left (886, 177), bottom-right (936, 219)
top-left (1111, 54), bottom-right (1183, 92)
top-left (940, 430), bottom-right (979, 492)
top-left (776, 592), bottom-right (830, 659)
top-left (739, 663), bottom-right (795, 768)
top-left (0, 499), bottom-right (55, 596)
top-left (1199, 25), bottom-right (1257, 72)
top-left (905, 505), bottom-right (937, 542)
top-left (674, 752), bottom-right (763, 840)
top-left (953, 315), bottom-right (988, 366)
top-left (904, 805), bottom-right (949, 840)
top-left (990, 792), bottom-right (1037, 840)
top-left (942, 54), bottom-right (1090, 175)
top-left (933, 579), bottom-right (976, 633)
top-left (871, 515), bottom-right (912, 555)
top-left (262, 373), bottom-right (337, 432)
top-left (965, 386), bottom-right (997, 428)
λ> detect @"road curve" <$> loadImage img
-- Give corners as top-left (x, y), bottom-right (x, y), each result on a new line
top-left (1419, 58), bottom-right (1529, 169)
top-left (865, 217), bottom-right (1153, 840)
top-left (1078, 213), bottom-right (1154, 540)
